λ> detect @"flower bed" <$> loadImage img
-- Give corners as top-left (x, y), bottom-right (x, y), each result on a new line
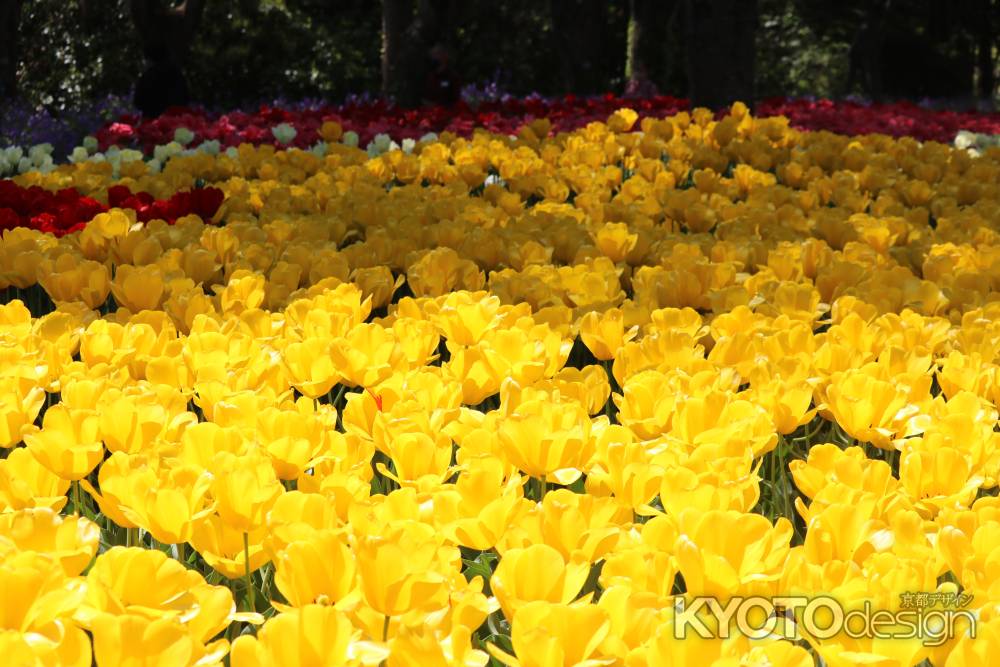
top-left (2, 103), bottom-right (1000, 666)
top-left (90, 95), bottom-right (1000, 155)
top-left (0, 180), bottom-right (225, 236)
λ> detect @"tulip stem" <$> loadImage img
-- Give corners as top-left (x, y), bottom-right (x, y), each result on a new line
top-left (243, 531), bottom-right (255, 612)
top-left (73, 480), bottom-right (83, 517)
top-left (382, 614), bottom-right (390, 642)
top-left (540, 475), bottom-right (548, 500)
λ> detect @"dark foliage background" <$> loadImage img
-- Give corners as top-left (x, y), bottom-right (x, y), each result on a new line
top-left (3, 0), bottom-right (998, 114)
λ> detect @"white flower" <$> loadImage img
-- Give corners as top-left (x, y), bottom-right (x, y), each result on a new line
top-left (121, 149), bottom-right (144, 163)
top-left (401, 138), bottom-right (416, 154)
top-left (147, 158), bottom-right (162, 173)
top-left (310, 141), bottom-right (328, 157)
top-left (272, 123), bottom-right (297, 145)
top-left (28, 144), bottom-right (52, 163)
top-left (373, 133), bottom-right (392, 153)
top-left (69, 146), bottom-right (90, 163)
top-left (419, 132), bottom-right (438, 143)
top-left (342, 131), bottom-right (359, 147)
top-left (17, 157), bottom-right (32, 174)
top-left (199, 140), bottom-right (221, 155)
top-left (174, 127), bottom-right (196, 146)
top-left (954, 130), bottom-right (977, 150)
top-left (225, 146), bottom-right (240, 159)
top-left (83, 136), bottom-right (98, 153)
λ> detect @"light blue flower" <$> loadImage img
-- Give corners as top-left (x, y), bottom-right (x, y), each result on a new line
top-left (272, 123), bottom-right (297, 145)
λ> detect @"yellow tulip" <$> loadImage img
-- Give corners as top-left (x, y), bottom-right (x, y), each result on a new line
top-left (215, 269), bottom-right (266, 316)
top-left (498, 489), bottom-right (626, 564)
top-left (491, 543), bottom-right (591, 620)
top-left (96, 392), bottom-right (168, 454)
top-left (592, 222), bottom-right (638, 264)
top-left (674, 509), bottom-right (793, 600)
top-left (0, 551), bottom-right (90, 667)
top-left (379, 431), bottom-right (454, 489)
top-left (110, 263), bottom-right (167, 312)
top-left (944, 615), bottom-right (1000, 667)
top-left (0, 508), bottom-right (99, 576)
top-left (274, 528), bottom-right (357, 607)
top-left (90, 612), bottom-right (228, 667)
top-left (600, 543), bottom-right (677, 602)
top-left (264, 490), bottom-right (345, 556)
top-left (594, 585), bottom-right (663, 661)
top-left (255, 400), bottom-right (330, 480)
top-left (825, 369), bottom-right (927, 449)
top-left (578, 307), bottom-right (639, 361)
top-left (388, 625), bottom-right (489, 667)
top-left (489, 601), bottom-right (613, 667)
top-left (330, 323), bottom-right (407, 388)
top-left (588, 425), bottom-right (664, 513)
top-left (497, 398), bottom-right (594, 485)
top-left (443, 342), bottom-right (507, 405)
top-left (407, 247), bottom-right (484, 298)
top-left (23, 405), bottom-right (103, 481)
top-left (116, 462), bottom-right (216, 544)
top-left (427, 291), bottom-right (504, 347)
top-left (210, 452), bottom-right (284, 533)
top-left (659, 451), bottom-right (762, 516)
top-left (899, 446), bottom-right (982, 518)
top-left (0, 446), bottom-right (71, 512)
top-left (230, 605), bottom-right (388, 667)
top-left (436, 457), bottom-right (527, 550)
top-left (0, 376), bottom-right (46, 448)
top-left (80, 547), bottom-right (237, 643)
top-left (37, 254), bottom-right (111, 309)
top-left (354, 523), bottom-right (452, 618)
top-left (189, 515), bottom-right (270, 579)
top-left (78, 209), bottom-right (133, 260)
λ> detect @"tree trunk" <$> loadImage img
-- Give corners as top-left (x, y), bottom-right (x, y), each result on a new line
top-left (0, 0), bottom-right (23, 101)
top-left (381, 0), bottom-right (442, 107)
top-left (976, 0), bottom-right (996, 100)
top-left (683, 0), bottom-right (758, 110)
top-left (382, 0), bottom-right (411, 104)
top-left (130, 0), bottom-right (204, 65)
top-left (627, 0), bottom-right (680, 94)
top-left (550, 0), bottom-right (608, 95)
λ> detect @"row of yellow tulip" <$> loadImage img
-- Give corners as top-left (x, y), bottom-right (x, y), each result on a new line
top-left (2, 103), bottom-right (1000, 666)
